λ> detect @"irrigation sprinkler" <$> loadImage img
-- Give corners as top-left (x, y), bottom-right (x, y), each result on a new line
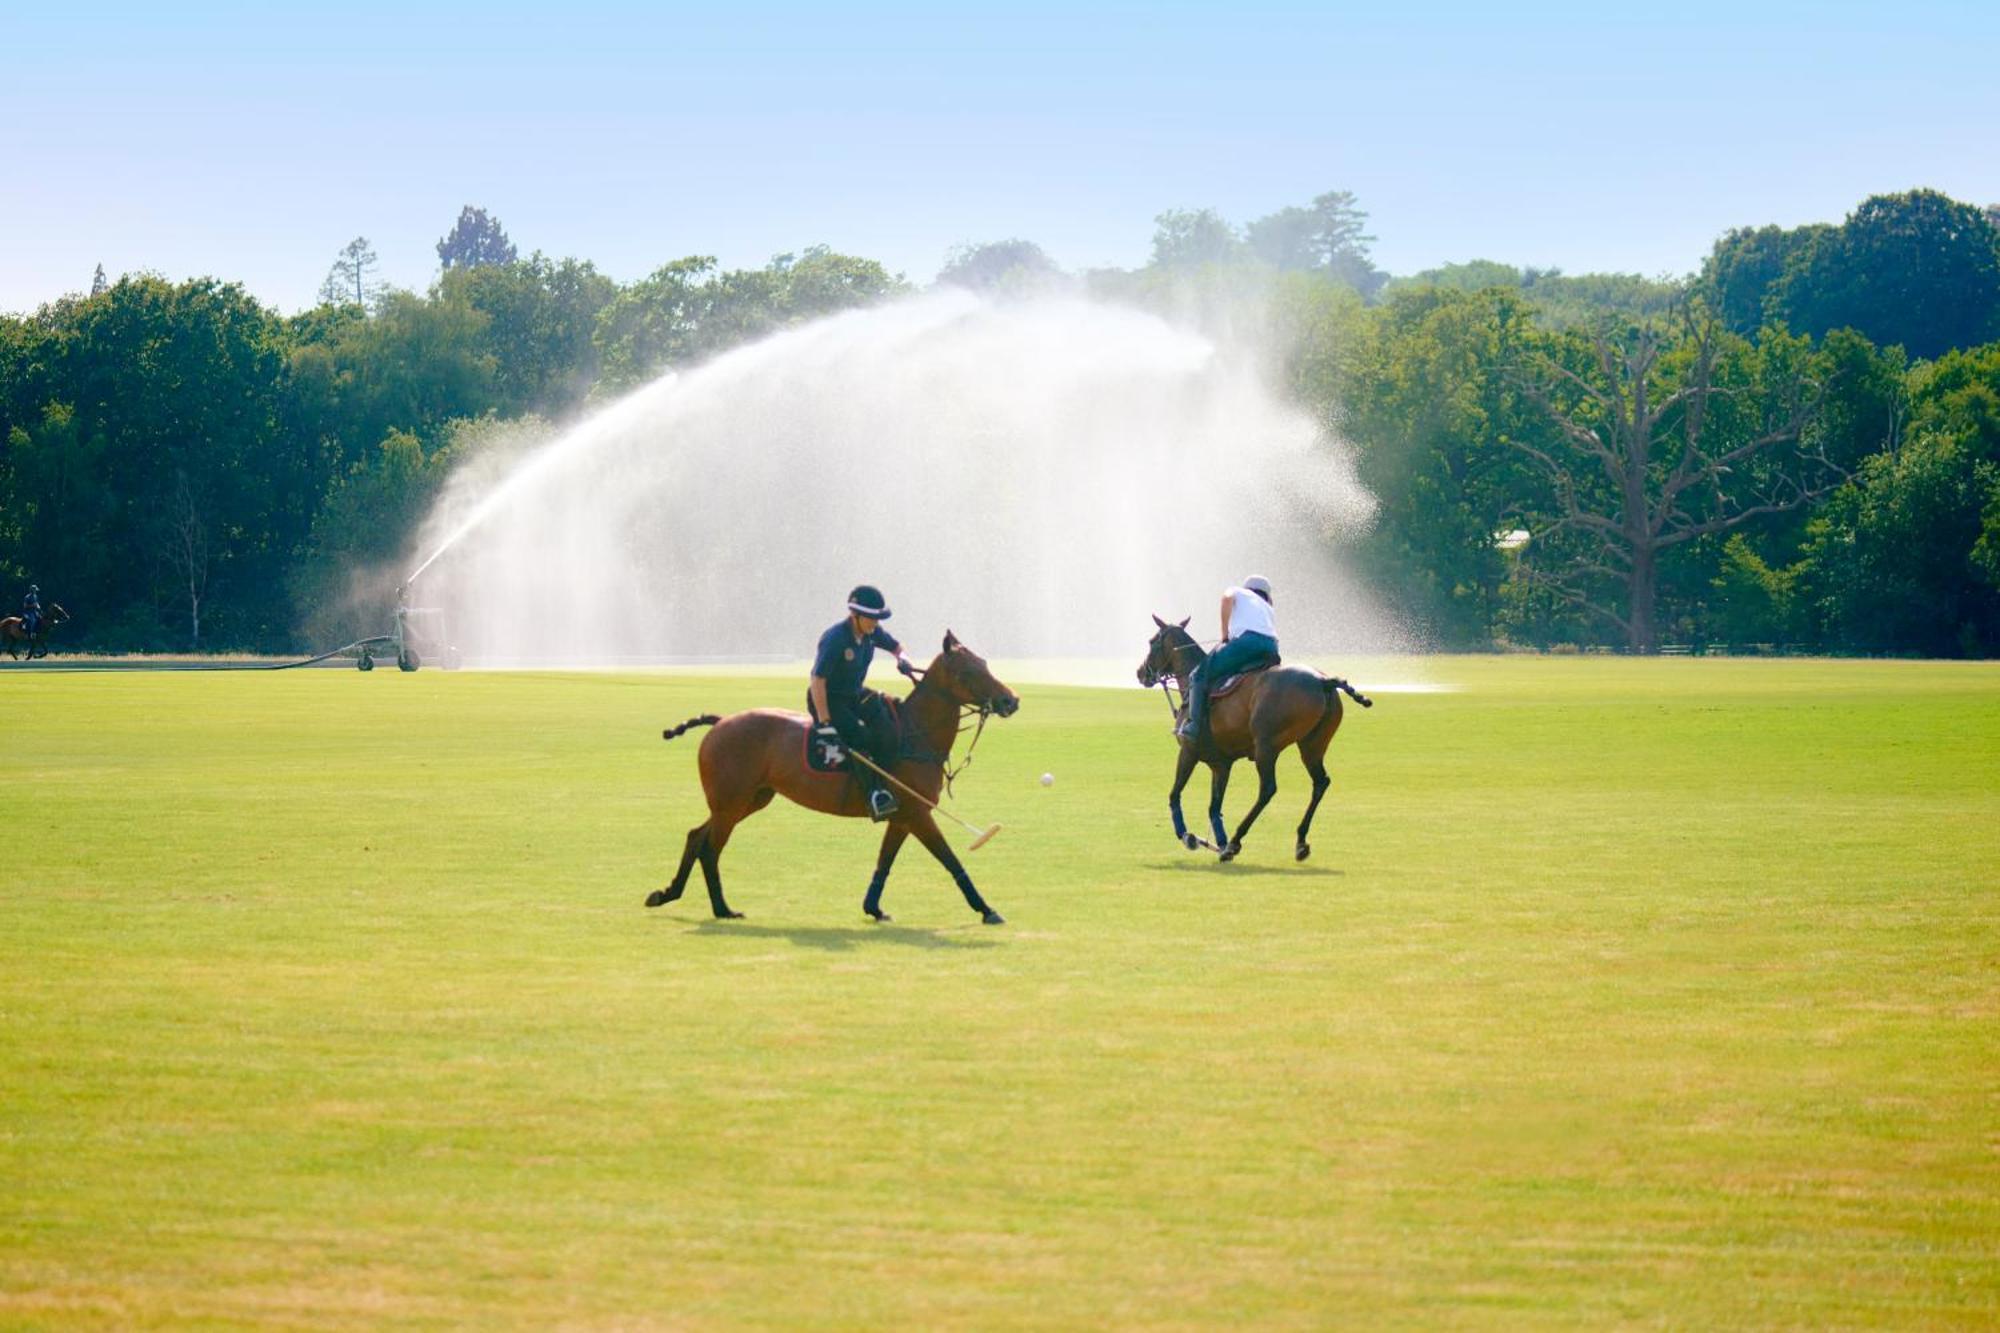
top-left (350, 581), bottom-right (462, 673)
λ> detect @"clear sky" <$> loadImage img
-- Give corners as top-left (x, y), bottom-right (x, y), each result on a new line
top-left (3, 1), bottom-right (1996, 314)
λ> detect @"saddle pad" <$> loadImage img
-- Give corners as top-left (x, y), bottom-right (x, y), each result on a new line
top-left (1210, 665), bottom-right (1272, 700)
top-left (803, 727), bottom-right (848, 774)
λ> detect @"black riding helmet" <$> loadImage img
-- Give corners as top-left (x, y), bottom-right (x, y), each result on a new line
top-left (846, 585), bottom-right (891, 620)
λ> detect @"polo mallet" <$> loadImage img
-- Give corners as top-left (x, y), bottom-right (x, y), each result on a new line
top-left (848, 752), bottom-right (1001, 850)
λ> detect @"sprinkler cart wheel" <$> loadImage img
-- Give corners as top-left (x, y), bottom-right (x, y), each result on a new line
top-left (398, 649), bottom-right (420, 672)
top-left (357, 653), bottom-right (374, 672)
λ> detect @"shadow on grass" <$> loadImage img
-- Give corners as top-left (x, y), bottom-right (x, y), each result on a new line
top-left (677, 918), bottom-right (1004, 952)
top-left (1141, 859), bottom-right (1344, 878)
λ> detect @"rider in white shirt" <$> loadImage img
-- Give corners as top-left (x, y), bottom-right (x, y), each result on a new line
top-left (1177, 575), bottom-right (1282, 742)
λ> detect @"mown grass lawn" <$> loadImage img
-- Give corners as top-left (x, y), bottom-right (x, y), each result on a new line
top-left (3, 657), bottom-right (1995, 1327)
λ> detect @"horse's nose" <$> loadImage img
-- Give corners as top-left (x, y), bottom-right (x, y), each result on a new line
top-left (996, 695), bottom-right (1019, 718)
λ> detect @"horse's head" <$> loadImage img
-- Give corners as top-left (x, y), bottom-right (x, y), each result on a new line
top-left (1137, 614), bottom-right (1195, 687)
top-left (927, 631), bottom-right (1019, 718)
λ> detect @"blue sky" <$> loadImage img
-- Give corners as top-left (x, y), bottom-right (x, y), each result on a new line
top-left (3, 1), bottom-right (1996, 314)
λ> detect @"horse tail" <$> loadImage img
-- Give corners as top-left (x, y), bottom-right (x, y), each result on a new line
top-left (661, 715), bottom-right (721, 741)
top-left (1324, 677), bottom-right (1374, 710)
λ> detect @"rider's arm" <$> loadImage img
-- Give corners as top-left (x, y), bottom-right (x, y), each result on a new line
top-left (809, 676), bottom-right (833, 725)
top-left (1219, 592), bottom-right (1233, 641)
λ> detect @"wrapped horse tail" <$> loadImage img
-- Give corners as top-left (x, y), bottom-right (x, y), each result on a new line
top-left (661, 715), bottom-right (721, 741)
top-left (1325, 677), bottom-right (1373, 709)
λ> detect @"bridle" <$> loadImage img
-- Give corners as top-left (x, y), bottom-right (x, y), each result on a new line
top-left (901, 659), bottom-right (1007, 799)
top-left (1143, 631), bottom-right (1205, 722)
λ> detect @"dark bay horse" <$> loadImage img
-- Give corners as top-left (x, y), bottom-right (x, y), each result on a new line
top-left (1, 603), bottom-right (69, 660)
top-left (647, 632), bottom-right (1021, 924)
top-left (1136, 616), bottom-right (1371, 862)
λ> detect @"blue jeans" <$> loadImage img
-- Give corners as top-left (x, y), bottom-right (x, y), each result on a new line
top-left (1185, 632), bottom-right (1279, 738)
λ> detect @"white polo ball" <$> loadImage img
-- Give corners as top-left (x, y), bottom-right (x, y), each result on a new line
top-left (1040, 772), bottom-right (1055, 787)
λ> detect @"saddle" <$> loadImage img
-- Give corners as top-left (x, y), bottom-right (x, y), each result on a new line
top-left (1208, 665), bottom-right (1273, 700)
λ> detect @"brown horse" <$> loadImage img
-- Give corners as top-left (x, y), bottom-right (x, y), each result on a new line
top-left (1136, 616), bottom-right (1371, 862)
top-left (646, 632), bottom-right (1020, 924)
top-left (1, 603), bottom-right (69, 660)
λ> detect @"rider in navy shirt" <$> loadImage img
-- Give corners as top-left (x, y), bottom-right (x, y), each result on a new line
top-left (808, 584), bottom-right (917, 820)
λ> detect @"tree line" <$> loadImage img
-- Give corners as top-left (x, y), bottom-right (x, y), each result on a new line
top-left (3, 191), bottom-right (1997, 656)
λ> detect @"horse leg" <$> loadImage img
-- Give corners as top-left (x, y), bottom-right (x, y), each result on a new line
top-left (648, 784), bottom-right (770, 914)
top-left (1221, 746), bottom-right (1281, 862)
top-left (646, 822), bottom-right (710, 907)
top-left (1167, 743), bottom-right (1201, 849)
top-left (1206, 761), bottom-right (1234, 850)
top-left (1295, 739), bottom-right (1333, 863)
top-left (696, 813), bottom-right (746, 919)
top-left (908, 813), bottom-right (1003, 925)
top-left (863, 824), bottom-right (909, 922)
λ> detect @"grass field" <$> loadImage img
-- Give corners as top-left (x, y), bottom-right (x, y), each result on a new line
top-left (3, 657), bottom-right (1996, 1327)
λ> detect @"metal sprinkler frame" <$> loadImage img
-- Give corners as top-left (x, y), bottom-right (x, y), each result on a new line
top-left (351, 584), bottom-right (462, 673)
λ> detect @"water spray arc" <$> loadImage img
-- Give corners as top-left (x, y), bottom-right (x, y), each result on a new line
top-left (411, 290), bottom-right (1394, 665)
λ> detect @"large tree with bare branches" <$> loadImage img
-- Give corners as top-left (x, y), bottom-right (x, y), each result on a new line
top-left (1508, 310), bottom-right (1846, 651)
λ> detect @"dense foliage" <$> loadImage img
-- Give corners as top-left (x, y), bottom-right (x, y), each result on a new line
top-left (4, 191), bottom-right (1998, 655)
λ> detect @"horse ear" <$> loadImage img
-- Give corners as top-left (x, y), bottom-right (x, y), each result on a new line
top-left (1152, 613), bottom-right (1167, 629)
top-left (943, 629), bottom-right (959, 651)
top-left (1177, 616), bottom-right (1191, 629)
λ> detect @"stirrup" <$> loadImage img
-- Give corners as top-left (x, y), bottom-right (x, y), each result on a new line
top-left (868, 788), bottom-right (899, 821)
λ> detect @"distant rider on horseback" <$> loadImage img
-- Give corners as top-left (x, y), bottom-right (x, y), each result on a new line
top-left (809, 585), bottom-right (919, 821)
top-left (1177, 575), bottom-right (1282, 743)
top-left (20, 585), bottom-right (42, 636)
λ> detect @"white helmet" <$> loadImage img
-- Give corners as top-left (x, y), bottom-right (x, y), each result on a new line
top-left (1242, 575), bottom-right (1272, 599)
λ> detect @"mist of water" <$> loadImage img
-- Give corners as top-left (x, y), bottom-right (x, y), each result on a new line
top-left (409, 288), bottom-right (1402, 665)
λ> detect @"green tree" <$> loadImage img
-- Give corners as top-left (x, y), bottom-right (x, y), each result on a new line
top-left (769, 246), bottom-right (899, 321)
top-left (592, 256), bottom-right (722, 389)
top-left (1768, 190), bottom-right (2000, 361)
top-left (1246, 191), bottom-right (1385, 299)
top-left (1510, 311), bottom-right (1840, 651)
top-left (320, 236), bottom-right (383, 308)
top-left (442, 254), bottom-right (616, 415)
top-left (1697, 223), bottom-right (1829, 334)
top-left (1339, 286), bottom-right (1546, 646)
top-left (1388, 259), bottom-right (1524, 294)
top-left (592, 248), bottom-right (899, 390)
top-left (1904, 342), bottom-right (2000, 464)
top-left (436, 205), bottom-right (518, 271)
top-left (937, 239), bottom-right (1061, 292)
top-left (324, 287), bottom-right (499, 455)
top-left (1801, 431), bottom-right (2000, 655)
top-left (1707, 533), bottom-right (1804, 644)
top-left (37, 276), bottom-right (302, 647)
top-left (1149, 208), bottom-right (1241, 270)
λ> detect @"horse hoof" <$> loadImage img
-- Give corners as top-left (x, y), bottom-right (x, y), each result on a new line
top-left (981, 909), bottom-right (1006, 926)
top-left (715, 910), bottom-right (744, 920)
top-left (1182, 833), bottom-right (1201, 851)
top-left (644, 890), bottom-right (669, 908)
top-left (1218, 841), bottom-right (1241, 863)
top-left (867, 910), bottom-right (892, 923)
top-left (1295, 843), bottom-right (1311, 862)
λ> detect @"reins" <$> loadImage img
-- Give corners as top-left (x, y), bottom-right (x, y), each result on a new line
top-left (1150, 634), bottom-right (1204, 722)
top-left (899, 662), bottom-right (998, 800)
